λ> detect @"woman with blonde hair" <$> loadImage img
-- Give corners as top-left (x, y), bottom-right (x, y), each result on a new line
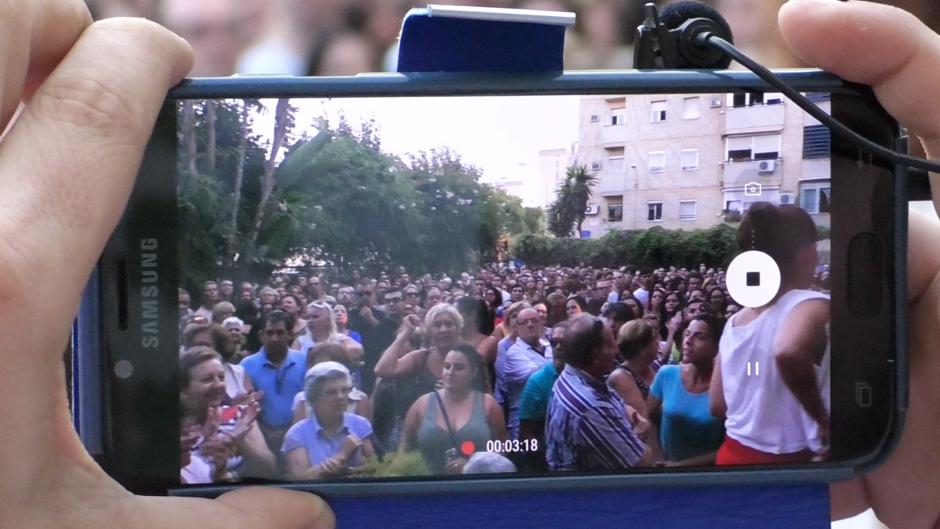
top-left (373, 303), bottom-right (464, 452)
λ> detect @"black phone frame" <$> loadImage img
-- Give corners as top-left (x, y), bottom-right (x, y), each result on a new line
top-left (85, 69), bottom-right (906, 497)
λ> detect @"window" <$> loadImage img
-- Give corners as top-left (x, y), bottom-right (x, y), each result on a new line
top-left (752, 135), bottom-right (780, 160)
top-left (648, 151), bottom-right (666, 173)
top-left (650, 100), bottom-right (667, 123)
top-left (610, 108), bottom-right (626, 126)
top-left (607, 147), bottom-right (625, 173)
top-left (679, 200), bottom-right (697, 221)
top-left (607, 196), bottom-right (623, 222)
top-left (800, 181), bottom-right (832, 214)
top-left (648, 202), bottom-right (663, 222)
top-left (681, 149), bottom-right (699, 171)
top-left (608, 156), bottom-right (625, 173)
top-left (727, 136), bottom-right (752, 162)
top-left (728, 92), bottom-right (786, 107)
top-left (726, 134), bottom-right (781, 162)
top-left (803, 124), bottom-right (831, 159)
top-left (682, 97), bottom-right (701, 120)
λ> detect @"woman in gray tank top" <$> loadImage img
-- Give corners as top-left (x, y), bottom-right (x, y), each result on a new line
top-left (401, 344), bottom-right (507, 474)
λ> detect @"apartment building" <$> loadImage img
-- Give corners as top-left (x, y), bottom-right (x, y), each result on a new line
top-left (574, 91), bottom-right (831, 238)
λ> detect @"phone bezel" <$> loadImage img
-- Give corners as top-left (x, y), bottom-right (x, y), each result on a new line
top-left (88, 69), bottom-right (906, 496)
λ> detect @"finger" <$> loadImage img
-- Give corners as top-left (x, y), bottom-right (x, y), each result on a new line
top-left (778, 0), bottom-right (940, 208)
top-left (137, 489), bottom-right (335, 529)
top-left (0, 18), bottom-right (193, 346)
top-left (860, 271), bottom-right (940, 527)
top-left (829, 479), bottom-right (869, 521)
top-left (0, 0), bottom-right (91, 131)
top-left (217, 488), bottom-right (335, 529)
top-left (907, 209), bottom-right (940, 303)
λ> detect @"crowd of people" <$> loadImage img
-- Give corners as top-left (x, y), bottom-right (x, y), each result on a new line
top-left (178, 202), bottom-right (832, 484)
top-left (86, 0), bottom-right (818, 78)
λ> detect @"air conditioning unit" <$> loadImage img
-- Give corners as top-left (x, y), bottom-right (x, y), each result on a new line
top-left (590, 114), bottom-right (599, 123)
top-left (758, 159), bottom-right (776, 173)
top-left (585, 204), bottom-right (600, 215)
top-left (709, 97), bottom-right (722, 108)
top-left (779, 192), bottom-right (795, 205)
top-left (590, 162), bottom-right (602, 171)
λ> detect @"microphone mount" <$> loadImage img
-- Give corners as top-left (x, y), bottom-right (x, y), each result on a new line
top-left (632, 0), bottom-right (940, 194)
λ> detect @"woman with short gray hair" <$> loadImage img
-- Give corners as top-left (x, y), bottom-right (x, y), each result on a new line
top-left (282, 361), bottom-right (376, 480)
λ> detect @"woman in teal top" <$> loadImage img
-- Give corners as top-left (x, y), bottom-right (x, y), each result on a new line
top-left (647, 314), bottom-right (725, 465)
top-left (402, 344), bottom-right (507, 474)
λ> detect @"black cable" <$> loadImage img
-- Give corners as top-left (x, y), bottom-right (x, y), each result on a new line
top-left (701, 33), bottom-right (940, 175)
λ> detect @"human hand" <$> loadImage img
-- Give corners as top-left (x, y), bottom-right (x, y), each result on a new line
top-left (627, 406), bottom-right (652, 442)
top-left (340, 434), bottom-right (364, 461)
top-left (0, 2), bottom-right (332, 529)
top-left (318, 457), bottom-right (347, 477)
top-left (231, 401), bottom-right (261, 441)
top-left (400, 313), bottom-right (422, 335)
top-left (666, 313), bottom-right (682, 336)
top-left (444, 456), bottom-right (468, 475)
top-left (779, 1), bottom-right (940, 526)
top-left (201, 406), bottom-right (223, 439)
top-left (358, 305), bottom-right (376, 324)
top-left (201, 434), bottom-right (236, 481)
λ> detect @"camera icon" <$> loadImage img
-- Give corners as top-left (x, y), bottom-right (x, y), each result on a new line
top-left (744, 181), bottom-right (763, 197)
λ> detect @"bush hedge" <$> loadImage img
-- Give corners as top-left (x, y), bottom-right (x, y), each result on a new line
top-left (512, 224), bottom-right (830, 270)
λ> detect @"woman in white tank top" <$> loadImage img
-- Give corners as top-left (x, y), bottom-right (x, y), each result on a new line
top-left (709, 203), bottom-right (831, 465)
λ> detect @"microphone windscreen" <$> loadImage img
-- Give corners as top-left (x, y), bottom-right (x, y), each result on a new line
top-left (659, 1), bottom-right (733, 43)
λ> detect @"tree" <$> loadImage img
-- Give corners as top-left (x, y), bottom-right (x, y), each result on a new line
top-left (547, 164), bottom-right (596, 238)
top-left (178, 106), bottom-right (546, 287)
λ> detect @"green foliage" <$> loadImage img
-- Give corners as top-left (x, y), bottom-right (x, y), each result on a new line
top-left (177, 102), bottom-right (542, 289)
top-left (513, 224), bottom-right (739, 270)
top-left (547, 165), bottom-right (597, 238)
top-left (359, 451), bottom-right (432, 478)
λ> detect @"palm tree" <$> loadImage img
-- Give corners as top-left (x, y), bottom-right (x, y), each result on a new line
top-left (547, 164), bottom-right (597, 238)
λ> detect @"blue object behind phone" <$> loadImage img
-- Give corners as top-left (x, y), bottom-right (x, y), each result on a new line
top-left (396, 5), bottom-right (572, 72)
top-left (370, 6), bottom-right (834, 528)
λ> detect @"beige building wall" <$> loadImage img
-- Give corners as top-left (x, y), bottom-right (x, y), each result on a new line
top-left (575, 92), bottom-right (831, 238)
top-left (537, 147), bottom-right (572, 210)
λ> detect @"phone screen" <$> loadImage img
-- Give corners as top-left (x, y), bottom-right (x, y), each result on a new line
top-left (175, 91), bottom-right (836, 485)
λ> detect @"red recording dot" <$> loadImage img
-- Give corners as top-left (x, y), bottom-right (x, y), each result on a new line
top-left (460, 440), bottom-right (476, 456)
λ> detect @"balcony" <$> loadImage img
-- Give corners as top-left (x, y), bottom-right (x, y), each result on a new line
top-left (600, 124), bottom-right (627, 146)
top-left (722, 158), bottom-right (782, 188)
top-left (724, 103), bottom-right (785, 135)
top-left (594, 173), bottom-right (628, 195)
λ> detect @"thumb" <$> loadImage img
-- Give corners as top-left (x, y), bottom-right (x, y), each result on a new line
top-left (779, 0), bottom-right (940, 300)
top-left (137, 488), bottom-right (335, 529)
top-left (779, 0), bottom-right (940, 187)
top-left (216, 488), bottom-right (335, 529)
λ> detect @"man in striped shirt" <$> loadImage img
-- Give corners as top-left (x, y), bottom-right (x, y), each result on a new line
top-left (546, 314), bottom-right (652, 471)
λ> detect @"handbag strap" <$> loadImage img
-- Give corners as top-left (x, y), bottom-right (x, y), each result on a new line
top-left (432, 390), bottom-right (459, 450)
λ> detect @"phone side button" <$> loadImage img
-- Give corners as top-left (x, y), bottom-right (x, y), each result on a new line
top-left (855, 382), bottom-right (873, 408)
top-left (847, 233), bottom-right (884, 319)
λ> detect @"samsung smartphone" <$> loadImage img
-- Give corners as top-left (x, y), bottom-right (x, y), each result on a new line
top-left (77, 70), bottom-right (906, 496)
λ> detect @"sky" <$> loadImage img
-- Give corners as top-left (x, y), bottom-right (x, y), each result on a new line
top-left (249, 95), bottom-right (581, 204)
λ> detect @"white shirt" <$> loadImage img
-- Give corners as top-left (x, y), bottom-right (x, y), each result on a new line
top-left (181, 452), bottom-right (213, 484)
top-left (632, 287), bottom-right (650, 307)
top-left (224, 362), bottom-right (248, 401)
top-left (719, 289), bottom-right (830, 454)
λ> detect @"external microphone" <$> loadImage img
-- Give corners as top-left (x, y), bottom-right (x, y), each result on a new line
top-left (633, 1), bottom-right (732, 69)
top-left (632, 0), bottom-right (940, 186)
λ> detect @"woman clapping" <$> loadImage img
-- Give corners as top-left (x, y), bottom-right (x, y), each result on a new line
top-left (282, 362), bottom-right (376, 480)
